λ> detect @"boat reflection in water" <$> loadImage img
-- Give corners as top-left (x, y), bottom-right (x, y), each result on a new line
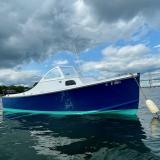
top-left (2, 113), bottom-right (160, 160)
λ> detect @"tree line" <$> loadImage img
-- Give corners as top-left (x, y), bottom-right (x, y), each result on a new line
top-left (0, 85), bottom-right (30, 95)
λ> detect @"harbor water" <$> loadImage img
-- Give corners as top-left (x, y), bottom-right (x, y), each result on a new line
top-left (0, 87), bottom-right (160, 160)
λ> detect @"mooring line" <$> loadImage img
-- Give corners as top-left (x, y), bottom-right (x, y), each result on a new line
top-left (129, 73), bottom-right (160, 119)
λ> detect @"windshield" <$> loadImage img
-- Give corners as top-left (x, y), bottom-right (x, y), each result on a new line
top-left (61, 67), bottom-right (78, 77)
top-left (43, 68), bottom-right (62, 80)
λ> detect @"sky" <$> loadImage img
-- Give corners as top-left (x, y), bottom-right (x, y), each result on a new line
top-left (0, 0), bottom-right (160, 86)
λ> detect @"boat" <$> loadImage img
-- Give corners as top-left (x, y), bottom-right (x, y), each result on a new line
top-left (2, 66), bottom-right (140, 115)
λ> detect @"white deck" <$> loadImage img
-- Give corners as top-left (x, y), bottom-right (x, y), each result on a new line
top-left (5, 66), bottom-right (138, 98)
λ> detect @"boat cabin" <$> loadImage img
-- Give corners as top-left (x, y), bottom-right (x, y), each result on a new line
top-left (29, 66), bottom-right (84, 94)
top-left (7, 66), bottom-right (86, 97)
top-left (5, 65), bottom-right (136, 97)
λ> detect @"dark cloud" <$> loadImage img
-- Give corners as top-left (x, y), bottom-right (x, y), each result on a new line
top-left (0, 0), bottom-right (160, 69)
top-left (84, 0), bottom-right (160, 22)
top-left (0, 0), bottom-right (96, 68)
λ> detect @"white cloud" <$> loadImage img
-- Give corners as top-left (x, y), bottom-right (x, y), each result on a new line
top-left (0, 69), bottom-right (41, 86)
top-left (81, 44), bottom-right (160, 76)
top-left (102, 44), bottom-right (149, 60)
top-left (52, 60), bottom-right (69, 65)
top-left (154, 44), bottom-right (160, 48)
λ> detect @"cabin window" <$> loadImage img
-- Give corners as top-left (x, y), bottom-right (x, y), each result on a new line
top-left (65, 80), bottom-right (76, 86)
top-left (61, 67), bottom-right (78, 78)
top-left (43, 68), bottom-right (61, 80)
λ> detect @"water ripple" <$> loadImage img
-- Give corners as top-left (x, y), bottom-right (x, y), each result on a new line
top-left (0, 87), bottom-right (160, 160)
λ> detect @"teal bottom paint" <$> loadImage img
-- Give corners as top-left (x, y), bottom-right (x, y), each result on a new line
top-left (3, 108), bottom-right (138, 116)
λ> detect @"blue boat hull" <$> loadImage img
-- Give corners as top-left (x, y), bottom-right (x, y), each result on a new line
top-left (2, 75), bottom-right (140, 115)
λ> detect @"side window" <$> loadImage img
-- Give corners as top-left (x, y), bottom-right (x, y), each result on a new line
top-left (65, 80), bottom-right (76, 86)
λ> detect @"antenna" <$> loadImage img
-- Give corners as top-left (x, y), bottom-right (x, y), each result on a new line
top-left (72, 37), bottom-right (82, 75)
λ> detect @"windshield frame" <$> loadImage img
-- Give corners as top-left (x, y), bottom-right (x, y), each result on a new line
top-left (41, 67), bottom-right (63, 81)
top-left (40, 66), bottom-right (79, 82)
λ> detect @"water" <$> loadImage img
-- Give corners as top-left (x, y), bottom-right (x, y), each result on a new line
top-left (0, 88), bottom-right (160, 160)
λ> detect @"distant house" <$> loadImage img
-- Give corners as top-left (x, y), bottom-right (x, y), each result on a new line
top-left (2, 89), bottom-right (17, 95)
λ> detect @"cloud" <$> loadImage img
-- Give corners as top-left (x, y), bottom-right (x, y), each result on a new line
top-left (81, 44), bottom-right (160, 75)
top-left (154, 44), bottom-right (160, 48)
top-left (0, 0), bottom-right (160, 86)
top-left (0, 69), bottom-right (41, 86)
top-left (0, 0), bottom-right (160, 69)
top-left (102, 44), bottom-right (149, 59)
top-left (52, 60), bottom-right (69, 65)
top-left (84, 0), bottom-right (160, 23)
